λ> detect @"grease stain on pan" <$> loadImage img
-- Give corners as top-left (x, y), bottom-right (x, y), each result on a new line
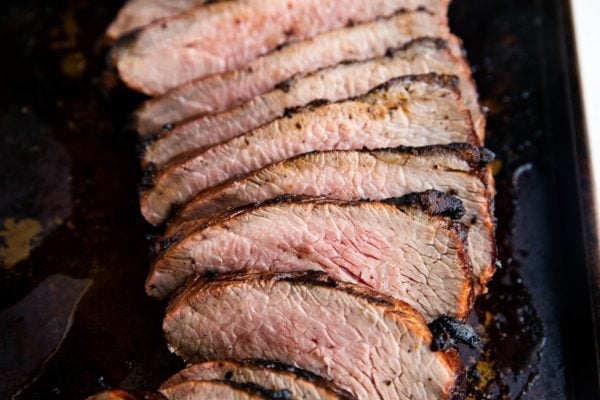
top-left (0, 218), bottom-right (43, 269)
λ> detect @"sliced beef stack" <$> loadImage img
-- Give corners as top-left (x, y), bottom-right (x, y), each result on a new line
top-left (94, 0), bottom-right (498, 398)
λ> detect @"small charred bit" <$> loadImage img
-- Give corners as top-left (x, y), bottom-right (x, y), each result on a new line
top-left (140, 163), bottom-right (157, 188)
top-left (271, 389), bottom-right (293, 400)
top-left (159, 236), bottom-right (175, 252)
top-left (385, 190), bottom-right (466, 220)
top-left (397, 37), bottom-right (448, 53)
top-left (137, 130), bottom-right (164, 153)
top-left (283, 107), bottom-right (296, 118)
top-left (146, 234), bottom-right (163, 256)
top-left (135, 139), bottom-right (148, 156)
top-left (305, 98), bottom-right (331, 109)
top-left (108, 27), bottom-right (143, 65)
top-left (274, 78), bottom-right (293, 93)
top-left (428, 316), bottom-right (480, 351)
top-left (367, 73), bottom-right (459, 98)
top-left (384, 47), bottom-right (395, 58)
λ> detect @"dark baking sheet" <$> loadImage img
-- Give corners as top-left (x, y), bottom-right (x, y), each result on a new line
top-left (0, 0), bottom-right (598, 398)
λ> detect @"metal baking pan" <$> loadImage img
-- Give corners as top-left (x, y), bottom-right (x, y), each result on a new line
top-left (0, 0), bottom-right (598, 398)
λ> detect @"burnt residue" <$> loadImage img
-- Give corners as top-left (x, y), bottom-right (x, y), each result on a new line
top-left (274, 78), bottom-right (293, 93)
top-left (159, 193), bottom-right (467, 255)
top-left (386, 190), bottom-right (467, 219)
top-left (450, 0), bottom-right (568, 398)
top-left (140, 163), bottom-right (157, 189)
top-left (371, 73), bottom-right (460, 94)
top-left (429, 315), bottom-right (481, 351)
top-left (191, 270), bottom-right (400, 310)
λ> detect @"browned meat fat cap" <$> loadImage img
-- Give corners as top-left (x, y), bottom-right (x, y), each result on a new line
top-left (133, 11), bottom-right (451, 134)
top-left (140, 73), bottom-right (477, 225)
top-left (110, 0), bottom-right (450, 95)
top-left (161, 360), bottom-right (354, 400)
top-left (163, 271), bottom-right (464, 399)
top-left (147, 193), bottom-right (473, 323)
top-left (106, 0), bottom-right (212, 41)
top-left (139, 37), bottom-right (483, 169)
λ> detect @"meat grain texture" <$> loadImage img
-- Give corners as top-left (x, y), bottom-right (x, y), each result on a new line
top-left (111, 0), bottom-right (451, 94)
top-left (140, 74), bottom-right (477, 225)
top-left (140, 38), bottom-right (482, 168)
top-left (165, 144), bottom-right (497, 287)
top-left (164, 271), bottom-right (463, 399)
top-left (148, 194), bottom-right (473, 323)
top-left (133, 11), bottom-right (451, 134)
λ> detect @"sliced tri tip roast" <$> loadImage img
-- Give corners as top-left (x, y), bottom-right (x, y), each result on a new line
top-left (164, 271), bottom-right (465, 399)
top-left (99, 0), bottom-right (497, 398)
top-left (140, 73), bottom-right (478, 225)
top-left (138, 39), bottom-right (482, 169)
top-left (109, 0), bottom-right (451, 95)
top-left (132, 11), bottom-right (459, 136)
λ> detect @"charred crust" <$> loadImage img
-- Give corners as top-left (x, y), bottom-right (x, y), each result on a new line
top-left (275, 271), bottom-right (397, 308)
top-left (202, 380), bottom-right (291, 400)
top-left (369, 73), bottom-right (460, 96)
top-left (393, 36), bottom-right (449, 54)
top-left (235, 381), bottom-right (292, 400)
top-left (281, 73), bottom-right (459, 120)
top-left (385, 143), bottom-right (495, 169)
top-left (385, 190), bottom-right (466, 220)
top-left (241, 359), bottom-right (354, 399)
top-left (428, 316), bottom-right (480, 351)
top-left (274, 78), bottom-right (293, 93)
top-left (245, 359), bottom-right (322, 380)
top-left (108, 27), bottom-right (142, 65)
top-left (195, 271), bottom-right (398, 310)
top-left (137, 132), bottom-right (158, 155)
top-left (161, 193), bottom-right (469, 254)
top-left (140, 163), bottom-right (157, 189)
top-left (305, 98), bottom-right (331, 108)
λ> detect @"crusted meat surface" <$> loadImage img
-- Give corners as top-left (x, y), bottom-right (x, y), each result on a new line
top-left (111, 0), bottom-right (450, 95)
top-left (140, 38), bottom-right (481, 168)
top-left (147, 194), bottom-right (473, 323)
top-left (134, 12), bottom-right (450, 134)
top-left (140, 74), bottom-right (477, 225)
top-left (161, 360), bottom-right (354, 399)
top-left (160, 380), bottom-right (282, 400)
top-left (164, 271), bottom-right (463, 399)
top-left (165, 143), bottom-right (497, 288)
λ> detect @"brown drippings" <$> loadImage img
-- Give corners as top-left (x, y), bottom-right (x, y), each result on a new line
top-left (0, 218), bottom-right (43, 269)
